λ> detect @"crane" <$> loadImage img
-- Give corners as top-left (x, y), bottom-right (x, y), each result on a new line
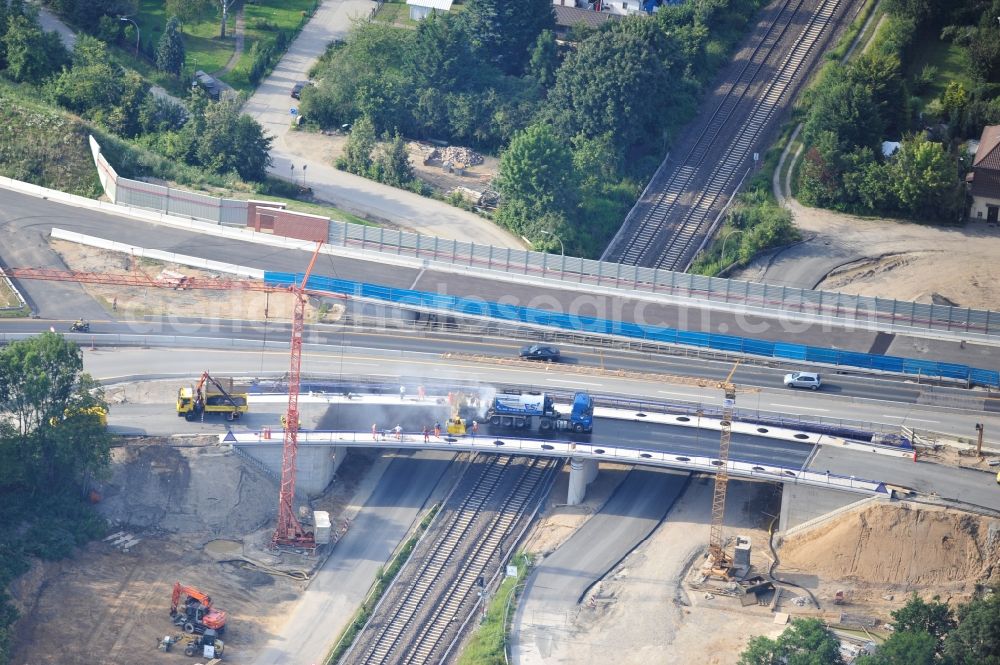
top-left (707, 362), bottom-right (740, 578)
top-left (272, 244), bottom-right (323, 550)
top-left (5, 245), bottom-right (331, 551)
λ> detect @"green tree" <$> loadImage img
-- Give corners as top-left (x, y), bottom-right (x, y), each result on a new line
top-left (889, 135), bottom-right (962, 221)
top-left (0, 333), bottom-right (111, 488)
top-left (857, 630), bottom-right (938, 665)
top-left (496, 123), bottom-right (577, 217)
top-left (165, 0), bottom-right (213, 24)
top-left (943, 591), bottom-right (1000, 664)
top-left (340, 114), bottom-right (377, 176)
top-left (803, 68), bottom-right (884, 153)
top-left (547, 17), bottom-right (683, 154)
top-left (156, 16), bottom-right (186, 76)
top-left (461, 0), bottom-right (554, 74)
top-left (890, 594), bottom-right (955, 645)
top-left (372, 131), bottom-right (414, 187)
top-left (738, 618), bottom-right (845, 665)
top-left (2, 13), bottom-right (70, 83)
top-left (405, 12), bottom-right (471, 91)
top-left (797, 131), bottom-right (846, 209)
top-left (46, 0), bottom-right (136, 31)
top-left (527, 29), bottom-right (558, 89)
top-left (195, 98), bottom-right (274, 181)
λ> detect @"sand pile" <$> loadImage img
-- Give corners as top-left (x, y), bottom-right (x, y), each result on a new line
top-left (780, 503), bottom-right (1000, 589)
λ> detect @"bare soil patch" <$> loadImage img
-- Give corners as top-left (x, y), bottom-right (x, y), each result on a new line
top-left (778, 502), bottom-right (1000, 614)
top-left (6, 429), bottom-right (376, 665)
top-left (521, 475), bottom-right (786, 665)
top-left (283, 130), bottom-right (499, 200)
top-left (50, 239), bottom-right (343, 322)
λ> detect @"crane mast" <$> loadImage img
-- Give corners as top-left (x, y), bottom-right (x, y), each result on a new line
top-left (272, 244), bottom-right (323, 549)
top-left (707, 363), bottom-right (740, 577)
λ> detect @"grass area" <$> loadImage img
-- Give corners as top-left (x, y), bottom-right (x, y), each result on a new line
top-left (0, 279), bottom-right (25, 310)
top-left (374, 2), bottom-right (419, 27)
top-left (456, 553), bottom-right (532, 665)
top-left (227, 0), bottom-right (319, 89)
top-left (227, 187), bottom-right (376, 226)
top-left (134, 0), bottom-right (317, 91)
top-left (0, 82), bottom-right (103, 197)
top-left (907, 31), bottom-right (973, 109)
top-left (823, 0), bottom-right (878, 63)
top-left (137, 0), bottom-right (238, 73)
top-left (323, 504), bottom-right (440, 665)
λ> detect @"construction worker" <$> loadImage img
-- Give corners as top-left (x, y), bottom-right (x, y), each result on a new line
top-left (394, 424), bottom-right (402, 440)
top-left (434, 421), bottom-right (441, 437)
top-left (471, 421), bottom-right (478, 438)
top-left (372, 423), bottom-right (378, 441)
top-left (423, 425), bottom-right (430, 443)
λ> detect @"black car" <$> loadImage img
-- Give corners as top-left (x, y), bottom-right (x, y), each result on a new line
top-left (520, 345), bottom-right (560, 361)
top-left (291, 81), bottom-right (311, 99)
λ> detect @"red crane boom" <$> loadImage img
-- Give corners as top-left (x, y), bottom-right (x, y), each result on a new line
top-left (272, 244), bottom-right (323, 549)
top-left (5, 247), bottom-right (331, 551)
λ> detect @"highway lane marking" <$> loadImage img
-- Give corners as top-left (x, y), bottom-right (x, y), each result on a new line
top-left (767, 403), bottom-right (830, 412)
top-left (547, 379), bottom-right (601, 387)
top-left (658, 390), bottom-right (706, 397)
top-left (880, 414), bottom-right (940, 424)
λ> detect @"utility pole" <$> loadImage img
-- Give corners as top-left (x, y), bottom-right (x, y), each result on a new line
top-left (976, 423), bottom-right (985, 457)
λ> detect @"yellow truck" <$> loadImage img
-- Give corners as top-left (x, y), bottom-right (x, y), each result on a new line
top-left (177, 372), bottom-right (248, 421)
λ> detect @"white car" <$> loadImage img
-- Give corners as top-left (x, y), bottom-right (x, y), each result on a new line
top-left (783, 371), bottom-right (822, 390)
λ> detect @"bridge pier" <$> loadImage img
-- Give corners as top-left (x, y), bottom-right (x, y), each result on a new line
top-left (567, 457), bottom-right (598, 505)
top-left (777, 482), bottom-right (872, 535)
top-left (236, 443), bottom-right (347, 496)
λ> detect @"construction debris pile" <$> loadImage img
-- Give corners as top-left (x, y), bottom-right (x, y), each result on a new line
top-left (428, 146), bottom-right (485, 166)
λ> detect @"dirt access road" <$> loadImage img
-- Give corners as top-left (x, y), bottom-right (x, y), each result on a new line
top-left (242, 0), bottom-right (522, 248)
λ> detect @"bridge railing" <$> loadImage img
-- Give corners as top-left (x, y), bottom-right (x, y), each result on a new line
top-left (266, 272), bottom-right (1000, 389)
top-left (225, 430), bottom-right (888, 495)
top-left (86, 136), bottom-right (1000, 341)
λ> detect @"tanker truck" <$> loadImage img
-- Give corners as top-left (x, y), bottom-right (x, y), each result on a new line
top-left (485, 390), bottom-right (593, 433)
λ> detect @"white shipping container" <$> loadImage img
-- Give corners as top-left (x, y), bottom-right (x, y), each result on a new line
top-left (313, 510), bottom-right (332, 545)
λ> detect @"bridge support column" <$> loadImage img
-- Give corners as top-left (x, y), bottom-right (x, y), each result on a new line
top-left (567, 458), bottom-right (598, 506)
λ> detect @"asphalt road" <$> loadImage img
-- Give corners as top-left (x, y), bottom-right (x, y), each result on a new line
top-left (70, 340), bottom-right (1000, 440)
top-left (512, 469), bottom-right (689, 664)
top-left (8, 315), bottom-right (993, 414)
top-left (251, 450), bottom-right (453, 665)
top-left (1, 187), bottom-right (995, 377)
top-left (807, 447), bottom-right (1000, 512)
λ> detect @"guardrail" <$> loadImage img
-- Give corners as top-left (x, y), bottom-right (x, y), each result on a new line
top-left (83, 136), bottom-right (1000, 341)
top-left (225, 430), bottom-right (889, 496)
top-left (265, 271), bottom-right (1000, 389)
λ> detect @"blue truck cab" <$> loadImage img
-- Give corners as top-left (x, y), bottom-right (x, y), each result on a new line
top-left (568, 392), bottom-right (594, 433)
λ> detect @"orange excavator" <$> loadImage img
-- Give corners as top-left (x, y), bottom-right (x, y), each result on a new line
top-left (170, 582), bottom-right (227, 635)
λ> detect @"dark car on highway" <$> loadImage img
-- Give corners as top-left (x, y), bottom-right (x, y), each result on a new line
top-left (520, 345), bottom-right (560, 361)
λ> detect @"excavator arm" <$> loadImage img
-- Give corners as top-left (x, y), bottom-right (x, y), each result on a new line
top-left (171, 582), bottom-right (213, 614)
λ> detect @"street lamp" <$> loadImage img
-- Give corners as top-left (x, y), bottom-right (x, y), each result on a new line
top-left (119, 16), bottom-right (140, 56)
top-left (301, 164), bottom-right (307, 188)
top-left (540, 230), bottom-right (564, 257)
top-left (720, 228), bottom-right (743, 262)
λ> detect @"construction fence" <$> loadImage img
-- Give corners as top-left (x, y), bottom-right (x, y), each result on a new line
top-left (265, 271), bottom-right (1000, 389)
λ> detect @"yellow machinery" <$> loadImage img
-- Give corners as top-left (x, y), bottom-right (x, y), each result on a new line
top-left (177, 372), bottom-right (248, 421)
top-left (446, 416), bottom-right (467, 436)
top-left (50, 405), bottom-right (107, 428)
top-left (706, 362), bottom-right (742, 579)
top-left (446, 392), bottom-right (469, 435)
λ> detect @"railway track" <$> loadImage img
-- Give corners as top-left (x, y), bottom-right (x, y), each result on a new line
top-left (603, 0), bottom-right (845, 271)
top-left (345, 455), bottom-right (557, 665)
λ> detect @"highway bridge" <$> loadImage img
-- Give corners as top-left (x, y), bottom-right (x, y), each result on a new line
top-left (2, 185), bottom-right (999, 385)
